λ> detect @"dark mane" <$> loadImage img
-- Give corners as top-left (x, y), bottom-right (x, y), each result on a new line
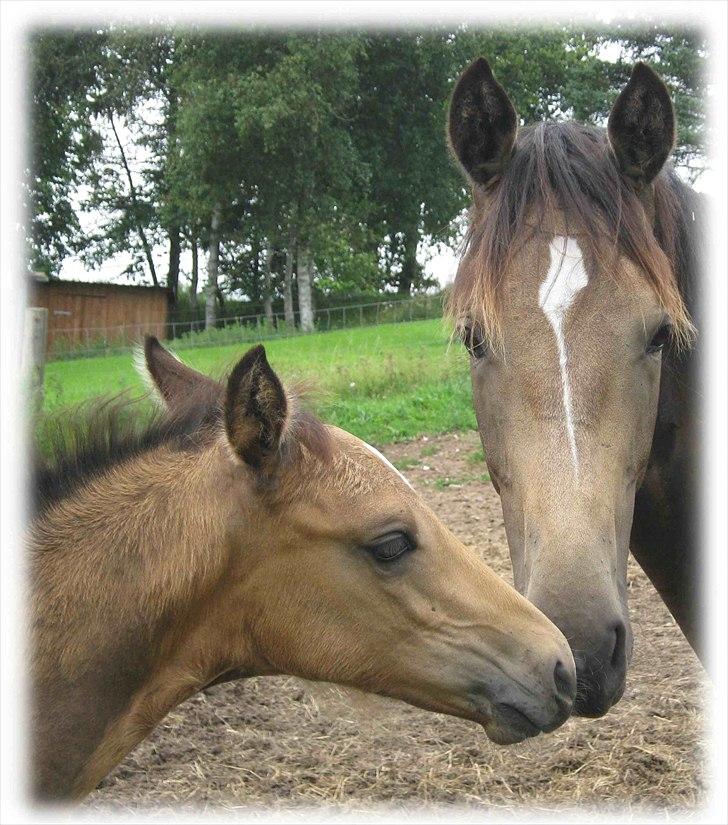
top-left (32, 391), bottom-right (223, 520)
top-left (32, 371), bottom-right (333, 521)
top-left (449, 121), bottom-right (697, 346)
top-left (662, 173), bottom-right (704, 324)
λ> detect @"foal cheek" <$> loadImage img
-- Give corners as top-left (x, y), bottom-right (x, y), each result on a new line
top-left (238, 547), bottom-right (377, 678)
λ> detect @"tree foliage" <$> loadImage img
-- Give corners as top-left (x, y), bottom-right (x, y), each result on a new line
top-left (27, 31), bottom-right (105, 273)
top-left (26, 25), bottom-right (708, 325)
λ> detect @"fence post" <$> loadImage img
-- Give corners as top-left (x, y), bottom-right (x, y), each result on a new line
top-left (22, 307), bottom-right (48, 411)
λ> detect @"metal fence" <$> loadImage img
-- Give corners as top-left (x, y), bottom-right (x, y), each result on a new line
top-left (48, 294), bottom-right (445, 361)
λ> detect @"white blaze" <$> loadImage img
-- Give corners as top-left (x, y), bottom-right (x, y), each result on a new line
top-left (363, 442), bottom-right (414, 490)
top-left (538, 236), bottom-right (589, 478)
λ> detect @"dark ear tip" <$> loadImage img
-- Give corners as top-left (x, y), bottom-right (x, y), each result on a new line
top-left (468, 56), bottom-right (494, 79)
top-left (229, 344), bottom-right (270, 386)
top-left (245, 344), bottom-right (268, 368)
top-left (144, 334), bottom-right (164, 361)
top-left (630, 61), bottom-right (663, 85)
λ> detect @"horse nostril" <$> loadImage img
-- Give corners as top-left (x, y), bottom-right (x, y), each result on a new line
top-left (553, 659), bottom-right (576, 701)
top-left (611, 621), bottom-right (627, 669)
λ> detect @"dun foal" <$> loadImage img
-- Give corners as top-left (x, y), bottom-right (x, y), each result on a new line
top-left (29, 340), bottom-right (575, 800)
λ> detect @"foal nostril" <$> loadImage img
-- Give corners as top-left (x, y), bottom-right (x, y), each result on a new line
top-left (610, 621), bottom-right (627, 669)
top-left (553, 659), bottom-right (576, 701)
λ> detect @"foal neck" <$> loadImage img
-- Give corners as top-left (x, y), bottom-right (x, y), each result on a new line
top-left (30, 442), bottom-right (252, 799)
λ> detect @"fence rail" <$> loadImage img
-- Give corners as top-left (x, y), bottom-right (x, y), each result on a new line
top-left (47, 294), bottom-right (446, 361)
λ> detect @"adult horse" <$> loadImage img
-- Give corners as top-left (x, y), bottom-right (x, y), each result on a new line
top-left (29, 339), bottom-right (576, 800)
top-left (447, 59), bottom-right (702, 717)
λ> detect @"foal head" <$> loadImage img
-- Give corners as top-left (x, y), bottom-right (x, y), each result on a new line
top-left (143, 338), bottom-right (576, 745)
top-left (447, 60), bottom-right (694, 716)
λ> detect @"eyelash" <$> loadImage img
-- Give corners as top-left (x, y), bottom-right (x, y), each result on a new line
top-left (366, 532), bottom-right (415, 563)
top-left (647, 322), bottom-right (672, 355)
top-left (462, 325), bottom-right (489, 359)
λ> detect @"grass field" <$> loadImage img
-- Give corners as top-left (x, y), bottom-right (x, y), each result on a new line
top-left (42, 319), bottom-right (477, 444)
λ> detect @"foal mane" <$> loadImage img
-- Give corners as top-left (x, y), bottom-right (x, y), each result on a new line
top-left (32, 388), bottom-right (223, 521)
top-left (448, 121), bottom-right (698, 348)
top-left (32, 370), bottom-right (332, 522)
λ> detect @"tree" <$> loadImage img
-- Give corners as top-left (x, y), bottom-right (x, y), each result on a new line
top-left (27, 25), bottom-right (708, 299)
top-left (168, 34), bottom-right (257, 326)
top-left (26, 31), bottom-right (106, 275)
top-left (234, 34), bottom-right (368, 329)
top-left (353, 33), bottom-right (464, 294)
top-left (457, 25), bottom-right (707, 177)
top-left (77, 33), bottom-right (189, 294)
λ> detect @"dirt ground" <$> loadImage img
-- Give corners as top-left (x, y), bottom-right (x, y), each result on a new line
top-left (85, 431), bottom-right (709, 817)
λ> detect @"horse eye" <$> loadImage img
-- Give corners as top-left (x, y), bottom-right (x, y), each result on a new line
top-left (367, 532), bottom-right (415, 563)
top-left (462, 324), bottom-right (489, 359)
top-left (647, 322), bottom-right (672, 355)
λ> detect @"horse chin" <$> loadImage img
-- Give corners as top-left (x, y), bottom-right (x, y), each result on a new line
top-left (481, 720), bottom-right (533, 746)
top-left (481, 703), bottom-right (544, 745)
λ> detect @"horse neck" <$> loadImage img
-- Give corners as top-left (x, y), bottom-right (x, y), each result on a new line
top-left (30, 441), bottom-right (250, 799)
top-left (630, 179), bottom-right (703, 655)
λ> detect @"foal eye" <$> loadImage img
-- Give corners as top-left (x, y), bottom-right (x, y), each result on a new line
top-left (462, 324), bottom-right (489, 359)
top-left (647, 322), bottom-right (672, 355)
top-left (366, 532), bottom-right (415, 563)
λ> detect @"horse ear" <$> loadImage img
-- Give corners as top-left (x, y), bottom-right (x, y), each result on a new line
top-left (224, 345), bottom-right (288, 470)
top-left (448, 57), bottom-right (518, 186)
top-left (141, 335), bottom-right (222, 409)
top-left (608, 62), bottom-right (676, 187)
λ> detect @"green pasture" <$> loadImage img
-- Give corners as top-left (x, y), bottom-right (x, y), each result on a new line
top-left (42, 319), bottom-right (477, 445)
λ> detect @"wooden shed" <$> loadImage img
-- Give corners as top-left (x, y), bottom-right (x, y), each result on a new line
top-left (30, 279), bottom-right (171, 353)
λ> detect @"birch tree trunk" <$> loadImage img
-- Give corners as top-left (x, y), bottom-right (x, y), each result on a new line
top-left (167, 225), bottom-right (181, 304)
top-left (263, 243), bottom-right (274, 326)
top-left (297, 248), bottom-right (315, 333)
top-left (398, 226), bottom-right (419, 295)
top-left (283, 227), bottom-right (296, 329)
top-left (190, 238), bottom-right (199, 314)
top-left (205, 203), bottom-right (221, 330)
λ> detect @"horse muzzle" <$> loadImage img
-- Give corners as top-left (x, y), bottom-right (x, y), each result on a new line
top-left (470, 653), bottom-right (576, 744)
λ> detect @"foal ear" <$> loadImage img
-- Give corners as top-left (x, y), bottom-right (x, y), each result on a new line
top-left (141, 335), bottom-right (222, 409)
top-left (448, 57), bottom-right (518, 187)
top-left (608, 62), bottom-right (676, 188)
top-left (224, 345), bottom-right (288, 470)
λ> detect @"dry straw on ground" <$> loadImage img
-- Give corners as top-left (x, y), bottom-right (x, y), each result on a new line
top-left (85, 432), bottom-right (708, 817)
